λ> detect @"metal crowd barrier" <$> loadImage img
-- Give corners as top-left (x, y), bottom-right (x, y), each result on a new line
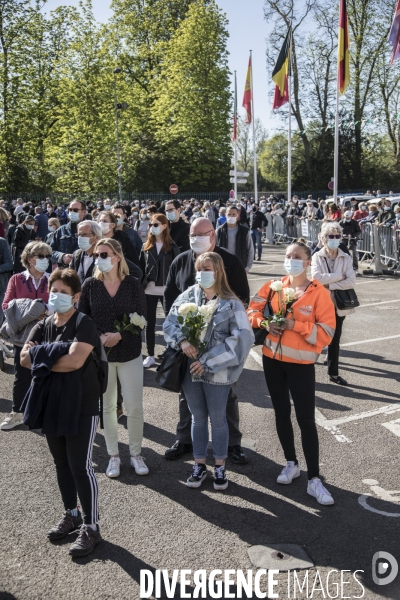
top-left (271, 217), bottom-right (399, 271)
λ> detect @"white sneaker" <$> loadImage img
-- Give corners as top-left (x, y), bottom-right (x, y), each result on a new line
top-left (143, 356), bottom-right (156, 368)
top-left (307, 478), bottom-right (334, 506)
top-left (277, 461), bottom-right (301, 484)
top-left (106, 457), bottom-right (121, 478)
top-left (0, 412), bottom-right (24, 430)
top-left (0, 341), bottom-right (13, 358)
top-left (130, 455), bottom-right (149, 475)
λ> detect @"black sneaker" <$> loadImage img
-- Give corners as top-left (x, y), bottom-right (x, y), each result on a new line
top-left (165, 441), bottom-right (193, 460)
top-left (213, 465), bottom-right (228, 491)
top-left (69, 525), bottom-right (102, 557)
top-left (47, 510), bottom-right (83, 541)
top-left (228, 445), bottom-right (248, 464)
top-left (186, 463), bottom-right (207, 488)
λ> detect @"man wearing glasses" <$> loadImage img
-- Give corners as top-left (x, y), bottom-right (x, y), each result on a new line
top-left (163, 217), bottom-right (250, 465)
top-left (51, 200), bottom-right (87, 267)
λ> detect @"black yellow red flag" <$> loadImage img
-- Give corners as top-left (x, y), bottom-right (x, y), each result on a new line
top-left (272, 29), bottom-right (291, 110)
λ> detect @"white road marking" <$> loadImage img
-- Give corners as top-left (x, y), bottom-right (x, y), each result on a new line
top-left (341, 334), bottom-right (400, 347)
top-left (249, 349), bottom-right (263, 367)
top-left (315, 409), bottom-right (352, 443)
top-left (318, 404), bottom-right (400, 428)
top-left (358, 494), bottom-right (400, 517)
top-left (382, 418), bottom-right (400, 438)
top-left (358, 480), bottom-right (400, 517)
top-left (357, 299), bottom-right (400, 308)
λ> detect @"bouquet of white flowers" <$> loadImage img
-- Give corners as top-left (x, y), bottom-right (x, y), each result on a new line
top-left (113, 312), bottom-right (147, 337)
top-left (260, 281), bottom-right (295, 329)
top-left (177, 300), bottom-right (217, 354)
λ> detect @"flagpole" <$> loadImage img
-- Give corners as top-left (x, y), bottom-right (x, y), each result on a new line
top-left (250, 50), bottom-right (258, 203)
top-left (333, 55), bottom-right (340, 205)
top-left (288, 29), bottom-right (293, 205)
top-left (234, 71), bottom-right (238, 200)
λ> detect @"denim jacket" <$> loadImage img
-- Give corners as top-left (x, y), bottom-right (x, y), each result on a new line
top-left (163, 285), bottom-right (254, 385)
top-left (50, 222), bottom-right (79, 264)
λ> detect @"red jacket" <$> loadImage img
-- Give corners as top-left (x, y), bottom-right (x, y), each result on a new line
top-left (2, 271), bottom-right (49, 310)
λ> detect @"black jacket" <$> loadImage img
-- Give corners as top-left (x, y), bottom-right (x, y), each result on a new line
top-left (169, 218), bottom-right (190, 252)
top-left (139, 242), bottom-right (180, 287)
top-left (216, 222), bottom-right (250, 269)
top-left (251, 210), bottom-right (268, 230)
top-left (113, 229), bottom-right (140, 267)
top-left (71, 249), bottom-right (142, 282)
top-left (164, 245), bottom-right (250, 314)
top-left (12, 225), bottom-right (36, 273)
top-left (338, 218), bottom-right (361, 239)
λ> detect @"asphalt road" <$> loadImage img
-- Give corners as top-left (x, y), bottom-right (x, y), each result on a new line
top-left (0, 244), bottom-right (399, 600)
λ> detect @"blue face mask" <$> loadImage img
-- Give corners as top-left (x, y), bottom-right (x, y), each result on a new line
top-left (327, 238), bottom-right (341, 250)
top-left (166, 211), bottom-right (176, 222)
top-left (195, 271), bottom-right (215, 289)
top-left (69, 211), bottom-right (80, 223)
top-left (284, 258), bottom-right (306, 276)
top-left (49, 292), bottom-right (75, 314)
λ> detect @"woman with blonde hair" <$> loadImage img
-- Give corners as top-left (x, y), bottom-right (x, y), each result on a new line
top-left (163, 252), bottom-right (254, 491)
top-left (46, 217), bottom-right (61, 245)
top-left (0, 206), bottom-right (10, 240)
top-left (78, 238), bottom-right (148, 478)
top-left (140, 213), bottom-right (180, 367)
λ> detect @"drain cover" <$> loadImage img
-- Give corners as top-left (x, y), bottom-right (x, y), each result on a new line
top-left (248, 544), bottom-right (313, 571)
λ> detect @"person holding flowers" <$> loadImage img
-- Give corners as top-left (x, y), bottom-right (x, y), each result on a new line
top-left (163, 252), bottom-right (254, 491)
top-left (78, 238), bottom-right (148, 479)
top-left (247, 239), bottom-right (337, 506)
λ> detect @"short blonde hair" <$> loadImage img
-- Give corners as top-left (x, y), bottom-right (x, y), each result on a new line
top-left (93, 238), bottom-right (129, 281)
top-left (48, 217), bottom-right (60, 229)
top-left (21, 241), bottom-right (52, 268)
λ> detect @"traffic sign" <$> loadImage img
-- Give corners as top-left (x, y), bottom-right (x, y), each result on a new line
top-left (169, 184), bottom-right (178, 194)
top-left (229, 170), bottom-right (249, 177)
top-left (230, 178), bottom-right (247, 184)
top-left (328, 181), bottom-right (334, 190)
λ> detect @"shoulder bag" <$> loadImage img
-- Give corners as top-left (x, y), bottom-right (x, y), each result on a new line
top-left (324, 258), bottom-right (359, 310)
top-left (156, 346), bottom-right (188, 393)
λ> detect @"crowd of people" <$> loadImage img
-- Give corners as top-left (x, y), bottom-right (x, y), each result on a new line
top-left (0, 192), bottom-right (373, 556)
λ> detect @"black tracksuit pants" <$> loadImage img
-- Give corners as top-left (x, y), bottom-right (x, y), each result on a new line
top-left (262, 355), bottom-right (319, 479)
top-left (46, 415), bottom-right (99, 524)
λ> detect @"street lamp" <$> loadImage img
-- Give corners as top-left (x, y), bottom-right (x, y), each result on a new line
top-left (113, 67), bottom-right (128, 203)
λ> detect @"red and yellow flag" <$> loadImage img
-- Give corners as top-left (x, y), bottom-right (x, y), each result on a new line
top-left (338, 0), bottom-right (350, 93)
top-left (242, 55), bottom-right (252, 124)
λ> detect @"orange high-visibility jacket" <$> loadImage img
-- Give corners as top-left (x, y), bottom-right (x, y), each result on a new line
top-left (247, 276), bottom-right (336, 364)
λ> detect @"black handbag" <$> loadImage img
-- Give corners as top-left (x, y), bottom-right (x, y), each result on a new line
top-left (155, 346), bottom-right (188, 393)
top-left (323, 258), bottom-right (359, 310)
top-left (252, 288), bottom-right (273, 346)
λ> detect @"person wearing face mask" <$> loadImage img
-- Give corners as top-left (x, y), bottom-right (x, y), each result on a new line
top-left (353, 203), bottom-right (369, 221)
top-left (135, 208), bottom-right (151, 243)
top-left (103, 199), bottom-right (112, 211)
top-left (51, 200), bottom-right (87, 267)
top-left (311, 222), bottom-right (356, 386)
top-left (111, 204), bottom-right (143, 256)
top-left (54, 205), bottom-right (68, 225)
top-left (20, 268), bottom-right (104, 557)
top-left (140, 214), bottom-right (180, 368)
top-left (182, 201), bottom-right (193, 220)
top-left (248, 240), bottom-right (336, 506)
top-left (45, 217), bottom-right (61, 246)
top-left (1, 242), bottom-right (52, 430)
top-left (359, 204), bottom-right (379, 224)
top-left (164, 252), bottom-right (253, 490)
top-left (164, 217), bottom-right (250, 464)
top-left (165, 200), bottom-right (191, 252)
top-left (12, 215), bottom-right (36, 273)
top-left (216, 206), bottom-right (254, 273)
top-left (97, 211), bottom-right (140, 268)
top-left (216, 206), bottom-right (227, 228)
top-left (251, 204), bottom-right (269, 261)
top-left (338, 210), bottom-right (361, 272)
top-left (78, 239), bottom-right (148, 479)
top-left (377, 200), bottom-right (395, 227)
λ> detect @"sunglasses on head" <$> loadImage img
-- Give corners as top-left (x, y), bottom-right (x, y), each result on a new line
top-left (34, 254), bottom-right (51, 260)
top-left (93, 252), bottom-right (114, 260)
top-left (328, 234), bottom-right (341, 239)
top-left (68, 208), bottom-right (81, 212)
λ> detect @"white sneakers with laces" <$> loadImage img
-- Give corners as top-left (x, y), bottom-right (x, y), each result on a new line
top-left (130, 455), bottom-right (149, 475)
top-left (0, 411), bottom-right (24, 430)
top-left (106, 457), bottom-right (121, 478)
top-left (307, 478), bottom-right (334, 505)
top-left (277, 461), bottom-right (300, 484)
top-left (143, 356), bottom-right (156, 368)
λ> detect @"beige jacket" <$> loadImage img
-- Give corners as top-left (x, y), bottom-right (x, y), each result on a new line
top-left (311, 247), bottom-right (357, 316)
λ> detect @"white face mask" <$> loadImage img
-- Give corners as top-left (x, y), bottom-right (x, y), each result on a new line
top-left (190, 235), bottom-right (212, 254)
top-left (226, 216), bottom-right (237, 225)
top-left (116, 217), bottom-right (123, 226)
top-left (35, 258), bottom-right (49, 273)
top-left (95, 256), bottom-right (114, 273)
top-left (99, 222), bottom-right (111, 234)
top-left (104, 204), bottom-right (111, 211)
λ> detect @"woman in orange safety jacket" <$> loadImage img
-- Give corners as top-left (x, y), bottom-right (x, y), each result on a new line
top-left (247, 239), bottom-right (336, 506)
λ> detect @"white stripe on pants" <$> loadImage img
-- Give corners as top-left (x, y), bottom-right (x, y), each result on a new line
top-left (103, 356), bottom-right (144, 457)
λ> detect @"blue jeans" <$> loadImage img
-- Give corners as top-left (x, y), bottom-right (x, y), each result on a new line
top-left (182, 363), bottom-right (230, 460)
top-left (251, 229), bottom-right (263, 259)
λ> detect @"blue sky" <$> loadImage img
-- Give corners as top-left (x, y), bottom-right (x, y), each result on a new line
top-left (42, 0), bottom-right (275, 131)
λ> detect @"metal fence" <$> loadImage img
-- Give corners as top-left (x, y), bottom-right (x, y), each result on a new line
top-left (270, 216), bottom-right (400, 272)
